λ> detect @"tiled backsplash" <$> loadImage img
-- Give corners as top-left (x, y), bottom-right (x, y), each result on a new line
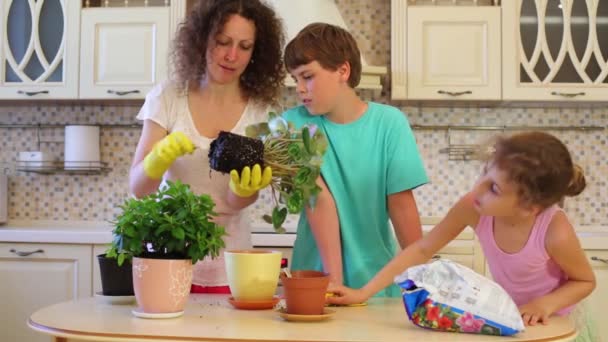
top-left (1, 97), bottom-right (606, 227)
top-left (0, 0), bottom-right (606, 227)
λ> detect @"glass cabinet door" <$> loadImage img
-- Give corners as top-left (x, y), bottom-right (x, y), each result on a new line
top-left (0, 0), bottom-right (80, 99)
top-left (503, 0), bottom-right (608, 101)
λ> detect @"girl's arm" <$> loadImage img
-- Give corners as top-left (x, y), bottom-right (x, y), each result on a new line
top-left (388, 190), bottom-right (423, 249)
top-left (328, 193), bottom-right (479, 305)
top-left (305, 176), bottom-right (343, 285)
top-left (519, 211), bottom-right (596, 326)
top-left (129, 120), bottom-right (167, 198)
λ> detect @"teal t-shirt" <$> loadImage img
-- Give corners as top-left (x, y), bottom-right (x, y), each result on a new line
top-left (283, 102), bottom-right (428, 297)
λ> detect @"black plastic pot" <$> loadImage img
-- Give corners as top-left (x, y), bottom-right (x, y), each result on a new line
top-left (97, 253), bottom-right (134, 296)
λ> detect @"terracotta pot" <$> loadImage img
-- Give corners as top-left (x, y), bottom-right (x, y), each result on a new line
top-left (281, 270), bottom-right (329, 315)
top-left (132, 257), bottom-right (192, 313)
top-left (97, 253), bottom-right (134, 296)
top-left (224, 249), bottom-right (282, 301)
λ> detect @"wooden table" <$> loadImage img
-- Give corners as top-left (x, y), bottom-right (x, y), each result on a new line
top-left (28, 294), bottom-right (577, 342)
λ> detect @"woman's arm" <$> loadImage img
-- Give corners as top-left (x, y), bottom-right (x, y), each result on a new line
top-left (328, 193), bottom-right (477, 305)
top-left (519, 211), bottom-right (596, 326)
top-left (388, 190), bottom-right (423, 249)
top-left (129, 120), bottom-right (167, 198)
top-left (305, 176), bottom-right (343, 285)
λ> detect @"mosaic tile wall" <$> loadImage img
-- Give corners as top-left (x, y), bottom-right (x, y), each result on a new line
top-left (0, 0), bottom-right (606, 227)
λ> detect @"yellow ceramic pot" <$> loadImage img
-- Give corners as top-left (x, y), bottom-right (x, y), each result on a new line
top-left (224, 250), bottom-right (282, 301)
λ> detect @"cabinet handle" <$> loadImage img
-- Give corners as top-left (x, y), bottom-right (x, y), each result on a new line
top-left (437, 90), bottom-right (472, 96)
top-left (551, 91), bottom-right (585, 98)
top-left (591, 256), bottom-right (608, 264)
top-left (107, 90), bottom-right (140, 96)
top-left (17, 90), bottom-right (49, 96)
top-left (10, 248), bottom-right (44, 257)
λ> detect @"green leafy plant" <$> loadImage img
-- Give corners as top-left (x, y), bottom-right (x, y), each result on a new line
top-left (245, 113), bottom-right (328, 232)
top-left (208, 113), bottom-right (327, 232)
top-left (106, 180), bottom-right (227, 266)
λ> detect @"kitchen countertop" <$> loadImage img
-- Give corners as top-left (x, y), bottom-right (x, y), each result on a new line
top-left (1, 219), bottom-right (607, 248)
top-left (28, 295), bottom-right (577, 342)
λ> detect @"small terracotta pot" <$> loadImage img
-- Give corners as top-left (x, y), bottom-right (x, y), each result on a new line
top-left (281, 270), bottom-right (329, 315)
top-left (132, 257), bottom-right (193, 314)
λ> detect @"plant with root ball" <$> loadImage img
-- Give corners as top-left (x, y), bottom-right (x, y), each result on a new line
top-left (208, 113), bottom-right (327, 232)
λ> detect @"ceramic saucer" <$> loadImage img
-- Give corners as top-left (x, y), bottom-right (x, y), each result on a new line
top-left (277, 308), bottom-right (335, 322)
top-left (325, 292), bottom-right (367, 307)
top-left (131, 308), bottom-right (184, 319)
top-left (94, 291), bottom-right (135, 305)
top-left (228, 296), bottom-right (280, 310)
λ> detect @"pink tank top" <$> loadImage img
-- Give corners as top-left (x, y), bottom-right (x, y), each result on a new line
top-left (475, 205), bottom-right (573, 316)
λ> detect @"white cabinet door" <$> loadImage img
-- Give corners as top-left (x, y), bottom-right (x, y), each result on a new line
top-left (0, 0), bottom-right (80, 99)
top-left (407, 6), bottom-right (501, 100)
top-left (503, 0), bottom-right (608, 101)
top-left (585, 250), bottom-right (608, 342)
top-left (79, 7), bottom-right (170, 99)
top-left (0, 243), bottom-right (91, 342)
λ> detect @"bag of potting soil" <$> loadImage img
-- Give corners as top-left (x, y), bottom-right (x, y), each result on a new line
top-left (395, 259), bottom-right (525, 336)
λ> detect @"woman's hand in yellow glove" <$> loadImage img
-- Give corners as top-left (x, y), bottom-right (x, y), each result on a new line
top-left (143, 131), bottom-right (195, 179)
top-left (229, 164), bottom-right (272, 197)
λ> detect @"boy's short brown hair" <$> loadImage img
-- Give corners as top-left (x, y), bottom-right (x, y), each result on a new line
top-left (285, 22), bottom-right (362, 88)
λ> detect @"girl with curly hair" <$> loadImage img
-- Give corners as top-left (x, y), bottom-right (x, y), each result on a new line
top-left (129, 0), bottom-right (286, 294)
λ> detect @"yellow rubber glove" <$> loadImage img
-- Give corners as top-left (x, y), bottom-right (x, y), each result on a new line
top-left (143, 131), bottom-right (195, 179)
top-left (229, 164), bottom-right (272, 197)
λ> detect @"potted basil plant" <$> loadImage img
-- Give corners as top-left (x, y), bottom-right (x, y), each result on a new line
top-left (106, 180), bottom-right (226, 317)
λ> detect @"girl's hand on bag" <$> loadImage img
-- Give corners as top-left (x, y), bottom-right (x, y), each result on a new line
top-left (519, 300), bottom-right (551, 326)
top-left (326, 285), bottom-right (368, 306)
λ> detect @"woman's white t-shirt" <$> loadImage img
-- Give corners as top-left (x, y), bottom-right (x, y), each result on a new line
top-left (136, 81), bottom-right (270, 286)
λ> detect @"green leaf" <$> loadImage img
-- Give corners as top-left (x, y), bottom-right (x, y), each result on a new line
top-left (172, 227), bottom-right (186, 240)
top-left (302, 126), bottom-right (311, 153)
top-left (117, 253), bottom-right (126, 267)
top-left (262, 214), bottom-right (273, 224)
top-left (272, 207), bottom-right (287, 229)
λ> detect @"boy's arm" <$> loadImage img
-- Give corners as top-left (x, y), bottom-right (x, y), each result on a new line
top-left (305, 176), bottom-right (343, 285)
top-left (328, 194), bottom-right (476, 305)
top-left (388, 190), bottom-right (423, 249)
top-left (519, 211), bottom-right (596, 326)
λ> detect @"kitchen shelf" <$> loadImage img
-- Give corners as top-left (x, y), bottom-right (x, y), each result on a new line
top-left (16, 161), bottom-right (111, 175)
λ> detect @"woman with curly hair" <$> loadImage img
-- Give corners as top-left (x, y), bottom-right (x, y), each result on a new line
top-left (129, 0), bottom-right (286, 293)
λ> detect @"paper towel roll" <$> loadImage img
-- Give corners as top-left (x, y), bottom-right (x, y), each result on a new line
top-left (64, 125), bottom-right (101, 170)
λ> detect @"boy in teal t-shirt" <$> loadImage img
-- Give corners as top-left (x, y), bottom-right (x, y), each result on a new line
top-left (282, 23), bottom-right (428, 297)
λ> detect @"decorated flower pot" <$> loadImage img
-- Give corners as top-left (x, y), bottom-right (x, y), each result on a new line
top-left (132, 257), bottom-right (192, 314)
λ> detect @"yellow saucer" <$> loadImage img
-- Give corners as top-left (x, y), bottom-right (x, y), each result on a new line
top-left (277, 308), bottom-right (335, 322)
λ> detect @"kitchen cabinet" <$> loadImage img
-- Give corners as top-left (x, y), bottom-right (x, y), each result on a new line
top-left (584, 250), bottom-right (607, 342)
top-left (0, 242), bottom-right (91, 342)
top-left (502, 0), bottom-right (608, 101)
top-left (0, 0), bottom-right (81, 99)
top-left (79, 7), bottom-right (170, 99)
top-left (391, 1), bottom-right (501, 100)
top-left (406, 6), bottom-right (502, 100)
